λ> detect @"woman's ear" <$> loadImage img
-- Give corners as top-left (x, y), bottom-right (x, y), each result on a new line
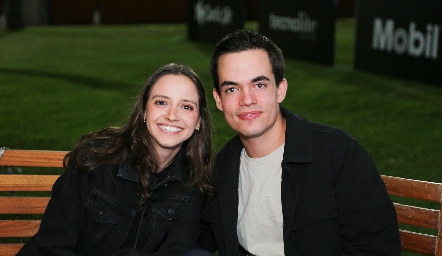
top-left (196, 117), bottom-right (201, 131)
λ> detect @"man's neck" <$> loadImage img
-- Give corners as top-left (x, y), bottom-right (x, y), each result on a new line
top-left (240, 115), bottom-right (286, 158)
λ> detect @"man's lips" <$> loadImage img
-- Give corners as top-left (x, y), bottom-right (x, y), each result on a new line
top-left (237, 111), bottom-right (261, 120)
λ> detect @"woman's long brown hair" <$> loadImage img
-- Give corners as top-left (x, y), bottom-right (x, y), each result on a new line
top-left (64, 63), bottom-right (213, 204)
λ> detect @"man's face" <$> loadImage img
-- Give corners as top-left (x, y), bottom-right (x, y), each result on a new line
top-left (213, 49), bottom-right (287, 140)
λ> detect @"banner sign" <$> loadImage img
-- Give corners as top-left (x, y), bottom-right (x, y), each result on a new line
top-left (187, 0), bottom-right (246, 44)
top-left (258, 0), bottom-right (336, 66)
top-left (354, 0), bottom-right (442, 85)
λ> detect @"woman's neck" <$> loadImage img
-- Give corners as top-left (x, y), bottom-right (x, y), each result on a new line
top-left (156, 147), bottom-right (180, 171)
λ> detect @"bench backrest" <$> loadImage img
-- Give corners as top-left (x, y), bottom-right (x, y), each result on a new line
top-left (381, 175), bottom-right (442, 255)
top-left (0, 149), bottom-right (441, 255)
top-left (0, 149), bottom-right (68, 256)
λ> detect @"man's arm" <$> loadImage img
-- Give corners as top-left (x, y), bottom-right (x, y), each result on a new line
top-left (336, 140), bottom-right (401, 255)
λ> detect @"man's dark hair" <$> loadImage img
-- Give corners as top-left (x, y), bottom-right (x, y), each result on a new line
top-left (210, 29), bottom-right (285, 93)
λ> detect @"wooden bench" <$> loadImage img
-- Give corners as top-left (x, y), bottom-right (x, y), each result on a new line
top-left (0, 148), bottom-right (68, 256)
top-left (0, 148), bottom-right (441, 255)
top-left (382, 175), bottom-right (442, 255)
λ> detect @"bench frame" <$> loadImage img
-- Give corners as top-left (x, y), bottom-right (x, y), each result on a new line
top-left (0, 148), bottom-right (441, 255)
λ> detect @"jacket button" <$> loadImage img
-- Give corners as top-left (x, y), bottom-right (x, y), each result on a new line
top-left (167, 208), bottom-right (174, 215)
top-left (98, 211), bottom-right (104, 217)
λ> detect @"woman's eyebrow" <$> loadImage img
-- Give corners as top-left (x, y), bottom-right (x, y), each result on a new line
top-left (151, 95), bottom-right (198, 106)
top-left (182, 99), bottom-right (198, 106)
top-left (151, 94), bottom-right (170, 100)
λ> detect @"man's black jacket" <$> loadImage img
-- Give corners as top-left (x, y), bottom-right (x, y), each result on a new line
top-left (200, 107), bottom-right (401, 255)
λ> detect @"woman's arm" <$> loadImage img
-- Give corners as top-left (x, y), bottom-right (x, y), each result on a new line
top-left (29, 159), bottom-right (91, 255)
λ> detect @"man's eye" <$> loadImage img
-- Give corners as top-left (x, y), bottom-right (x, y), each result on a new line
top-left (256, 83), bottom-right (266, 89)
top-left (225, 87), bottom-right (236, 93)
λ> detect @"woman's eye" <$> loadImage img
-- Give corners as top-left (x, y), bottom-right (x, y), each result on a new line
top-left (182, 104), bottom-right (195, 111)
top-left (154, 100), bottom-right (167, 106)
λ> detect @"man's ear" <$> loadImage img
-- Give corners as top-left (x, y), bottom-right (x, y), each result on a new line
top-left (277, 78), bottom-right (288, 104)
top-left (213, 88), bottom-right (224, 111)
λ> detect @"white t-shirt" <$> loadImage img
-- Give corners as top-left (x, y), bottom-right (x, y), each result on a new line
top-left (237, 144), bottom-right (285, 256)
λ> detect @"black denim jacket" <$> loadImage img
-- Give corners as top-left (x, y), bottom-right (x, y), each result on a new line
top-left (18, 148), bottom-right (203, 256)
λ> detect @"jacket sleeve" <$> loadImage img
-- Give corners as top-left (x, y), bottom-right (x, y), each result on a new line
top-left (20, 159), bottom-right (91, 255)
top-left (336, 140), bottom-right (401, 255)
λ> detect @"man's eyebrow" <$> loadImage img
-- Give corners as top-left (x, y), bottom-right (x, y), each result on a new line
top-left (220, 76), bottom-right (271, 87)
top-left (251, 75), bottom-right (271, 83)
top-left (220, 80), bottom-right (238, 87)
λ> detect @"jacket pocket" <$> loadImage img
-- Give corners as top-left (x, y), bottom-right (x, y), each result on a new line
top-left (293, 192), bottom-right (338, 230)
top-left (77, 188), bottom-right (125, 255)
top-left (86, 188), bottom-right (122, 224)
top-left (151, 194), bottom-right (190, 221)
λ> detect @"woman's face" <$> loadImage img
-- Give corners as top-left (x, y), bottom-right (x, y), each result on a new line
top-left (145, 74), bottom-right (201, 156)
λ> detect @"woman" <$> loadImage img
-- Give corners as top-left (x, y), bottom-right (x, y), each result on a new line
top-left (17, 63), bottom-right (213, 256)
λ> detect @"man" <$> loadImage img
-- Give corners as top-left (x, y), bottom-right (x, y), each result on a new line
top-left (200, 30), bottom-right (401, 255)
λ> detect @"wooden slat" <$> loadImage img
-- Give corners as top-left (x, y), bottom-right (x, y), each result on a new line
top-left (436, 204), bottom-right (442, 256)
top-left (400, 230), bottom-right (436, 255)
top-left (0, 220), bottom-right (41, 237)
top-left (382, 175), bottom-right (442, 255)
top-left (0, 150), bottom-right (64, 255)
top-left (394, 203), bottom-right (440, 230)
top-left (0, 175), bottom-right (59, 191)
top-left (382, 175), bottom-right (442, 203)
top-left (0, 244), bottom-right (24, 256)
top-left (0, 149), bottom-right (67, 168)
top-left (0, 197), bottom-right (50, 214)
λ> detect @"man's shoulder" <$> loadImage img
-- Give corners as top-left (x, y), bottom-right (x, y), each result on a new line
top-left (283, 107), bottom-right (356, 144)
top-left (308, 121), bottom-right (355, 143)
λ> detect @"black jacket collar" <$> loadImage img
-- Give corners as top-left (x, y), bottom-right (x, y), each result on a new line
top-left (116, 146), bottom-right (190, 188)
top-left (280, 107), bottom-right (313, 164)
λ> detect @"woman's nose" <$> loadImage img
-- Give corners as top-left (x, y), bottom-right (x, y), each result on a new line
top-left (165, 107), bottom-right (178, 122)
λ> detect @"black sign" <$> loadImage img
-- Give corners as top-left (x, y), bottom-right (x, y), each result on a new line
top-left (187, 0), bottom-right (246, 44)
top-left (354, 0), bottom-right (442, 85)
top-left (258, 0), bottom-right (336, 66)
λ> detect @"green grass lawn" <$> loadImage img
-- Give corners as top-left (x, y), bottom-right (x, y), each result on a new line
top-left (0, 21), bottom-right (441, 182)
top-left (0, 20), bottom-right (441, 255)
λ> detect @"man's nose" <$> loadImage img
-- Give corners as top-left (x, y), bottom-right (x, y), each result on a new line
top-left (239, 88), bottom-right (256, 106)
